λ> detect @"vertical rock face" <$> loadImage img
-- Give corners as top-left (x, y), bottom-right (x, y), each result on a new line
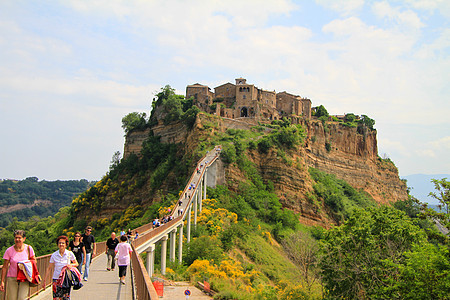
top-left (123, 128), bottom-right (151, 158)
top-left (304, 121), bottom-right (407, 204)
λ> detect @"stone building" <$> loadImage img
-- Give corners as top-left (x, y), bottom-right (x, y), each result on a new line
top-left (185, 83), bottom-right (214, 112)
top-left (276, 91), bottom-right (312, 120)
top-left (186, 78), bottom-right (311, 122)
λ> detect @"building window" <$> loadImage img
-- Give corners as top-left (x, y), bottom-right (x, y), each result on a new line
top-left (243, 95), bottom-right (246, 99)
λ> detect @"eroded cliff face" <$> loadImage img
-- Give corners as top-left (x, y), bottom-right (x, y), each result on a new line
top-left (120, 114), bottom-right (407, 227)
top-left (304, 121), bottom-right (406, 205)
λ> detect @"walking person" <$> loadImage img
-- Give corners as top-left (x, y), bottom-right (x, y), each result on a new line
top-left (126, 229), bottom-right (132, 242)
top-left (80, 226), bottom-right (95, 281)
top-left (115, 235), bottom-right (133, 285)
top-left (105, 232), bottom-right (119, 271)
top-left (0, 230), bottom-right (36, 300)
top-left (43, 236), bottom-right (78, 300)
top-left (69, 232), bottom-right (86, 274)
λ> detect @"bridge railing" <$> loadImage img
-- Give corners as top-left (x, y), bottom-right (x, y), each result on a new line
top-left (130, 242), bottom-right (159, 300)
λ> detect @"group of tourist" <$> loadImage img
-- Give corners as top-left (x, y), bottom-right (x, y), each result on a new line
top-left (152, 215), bottom-right (174, 229)
top-left (0, 227), bottom-right (132, 300)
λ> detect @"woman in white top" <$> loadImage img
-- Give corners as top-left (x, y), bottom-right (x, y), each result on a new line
top-left (43, 236), bottom-right (78, 300)
top-left (115, 235), bottom-right (133, 284)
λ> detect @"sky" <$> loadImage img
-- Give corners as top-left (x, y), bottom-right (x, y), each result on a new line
top-left (0, 0), bottom-right (449, 182)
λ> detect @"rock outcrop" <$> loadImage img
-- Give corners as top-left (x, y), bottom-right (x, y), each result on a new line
top-left (121, 113), bottom-right (407, 227)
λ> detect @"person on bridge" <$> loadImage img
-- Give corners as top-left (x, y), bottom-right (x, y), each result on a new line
top-left (69, 232), bottom-right (85, 274)
top-left (115, 235), bottom-right (133, 285)
top-left (43, 236), bottom-right (78, 300)
top-left (105, 232), bottom-right (119, 271)
top-left (80, 226), bottom-right (96, 281)
top-left (0, 230), bottom-right (36, 300)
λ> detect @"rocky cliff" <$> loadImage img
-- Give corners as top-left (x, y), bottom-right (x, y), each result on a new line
top-left (122, 114), bottom-right (407, 227)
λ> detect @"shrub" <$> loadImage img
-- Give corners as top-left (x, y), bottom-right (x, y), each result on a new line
top-left (257, 137), bottom-right (272, 153)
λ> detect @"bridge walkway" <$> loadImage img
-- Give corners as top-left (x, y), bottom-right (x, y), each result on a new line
top-left (33, 252), bottom-right (133, 300)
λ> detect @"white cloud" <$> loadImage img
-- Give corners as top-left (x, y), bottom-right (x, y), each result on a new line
top-left (405, 0), bottom-right (450, 17)
top-left (315, 0), bottom-right (364, 16)
top-left (430, 136), bottom-right (450, 150)
top-left (415, 28), bottom-right (450, 59)
top-left (0, 73), bottom-right (156, 107)
top-left (372, 1), bottom-right (424, 30)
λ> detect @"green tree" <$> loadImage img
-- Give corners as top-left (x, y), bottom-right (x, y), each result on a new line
top-left (359, 114), bottom-right (375, 130)
top-left (121, 112), bottom-right (147, 134)
top-left (151, 85), bottom-right (199, 127)
top-left (344, 113), bottom-right (356, 123)
top-left (395, 243), bottom-right (450, 299)
top-left (109, 151), bottom-right (121, 171)
top-left (319, 206), bottom-right (427, 299)
top-left (315, 105), bottom-right (329, 118)
top-left (429, 178), bottom-right (449, 221)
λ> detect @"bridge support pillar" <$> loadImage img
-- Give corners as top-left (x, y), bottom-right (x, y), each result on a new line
top-left (178, 224), bottom-right (183, 264)
top-left (160, 235), bottom-right (168, 275)
top-left (146, 244), bottom-right (155, 278)
top-left (194, 191), bottom-right (198, 228)
top-left (187, 204), bottom-right (192, 243)
top-left (169, 228), bottom-right (177, 262)
top-left (198, 180), bottom-right (202, 213)
top-left (203, 170), bottom-right (207, 200)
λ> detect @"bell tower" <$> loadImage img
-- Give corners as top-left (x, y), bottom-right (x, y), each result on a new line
top-left (235, 78), bottom-right (247, 85)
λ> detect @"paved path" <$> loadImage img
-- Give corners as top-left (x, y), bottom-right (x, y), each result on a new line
top-left (160, 281), bottom-right (212, 300)
top-left (33, 253), bottom-right (133, 300)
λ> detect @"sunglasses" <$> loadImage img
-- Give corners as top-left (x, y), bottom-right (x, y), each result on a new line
top-left (75, 235), bottom-right (80, 237)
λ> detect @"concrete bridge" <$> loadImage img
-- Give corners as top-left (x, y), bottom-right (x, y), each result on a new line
top-left (134, 145), bottom-right (222, 278)
top-left (0, 146), bottom-right (221, 300)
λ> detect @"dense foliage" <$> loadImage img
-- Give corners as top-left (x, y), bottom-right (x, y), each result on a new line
top-left (121, 112), bottom-right (148, 134)
top-left (150, 85), bottom-right (200, 128)
top-left (0, 178), bottom-right (92, 227)
top-left (308, 168), bottom-right (376, 222)
top-left (320, 205), bottom-right (449, 299)
top-left (0, 207), bottom-right (74, 256)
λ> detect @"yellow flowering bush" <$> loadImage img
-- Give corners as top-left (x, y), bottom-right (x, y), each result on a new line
top-left (197, 199), bottom-right (238, 236)
top-left (158, 205), bottom-right (174, 218)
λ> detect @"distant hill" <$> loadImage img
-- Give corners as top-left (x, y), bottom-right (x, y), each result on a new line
top-left (0, 177), bottom-right (94, 227)
top-left (402, 174), bottom-right (450, 205)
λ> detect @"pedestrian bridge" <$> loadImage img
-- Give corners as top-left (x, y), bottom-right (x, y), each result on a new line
top-left (0, 146), bottom-right (221, 300)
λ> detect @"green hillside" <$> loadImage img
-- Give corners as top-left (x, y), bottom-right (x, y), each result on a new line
top-left (1, 86), bottom-right (448, 299)
top-left (0, 177), bottom-right (93, 227)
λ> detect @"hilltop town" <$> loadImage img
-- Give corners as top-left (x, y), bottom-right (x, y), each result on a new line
top-left (186, 78), bottom-right (312, 123)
